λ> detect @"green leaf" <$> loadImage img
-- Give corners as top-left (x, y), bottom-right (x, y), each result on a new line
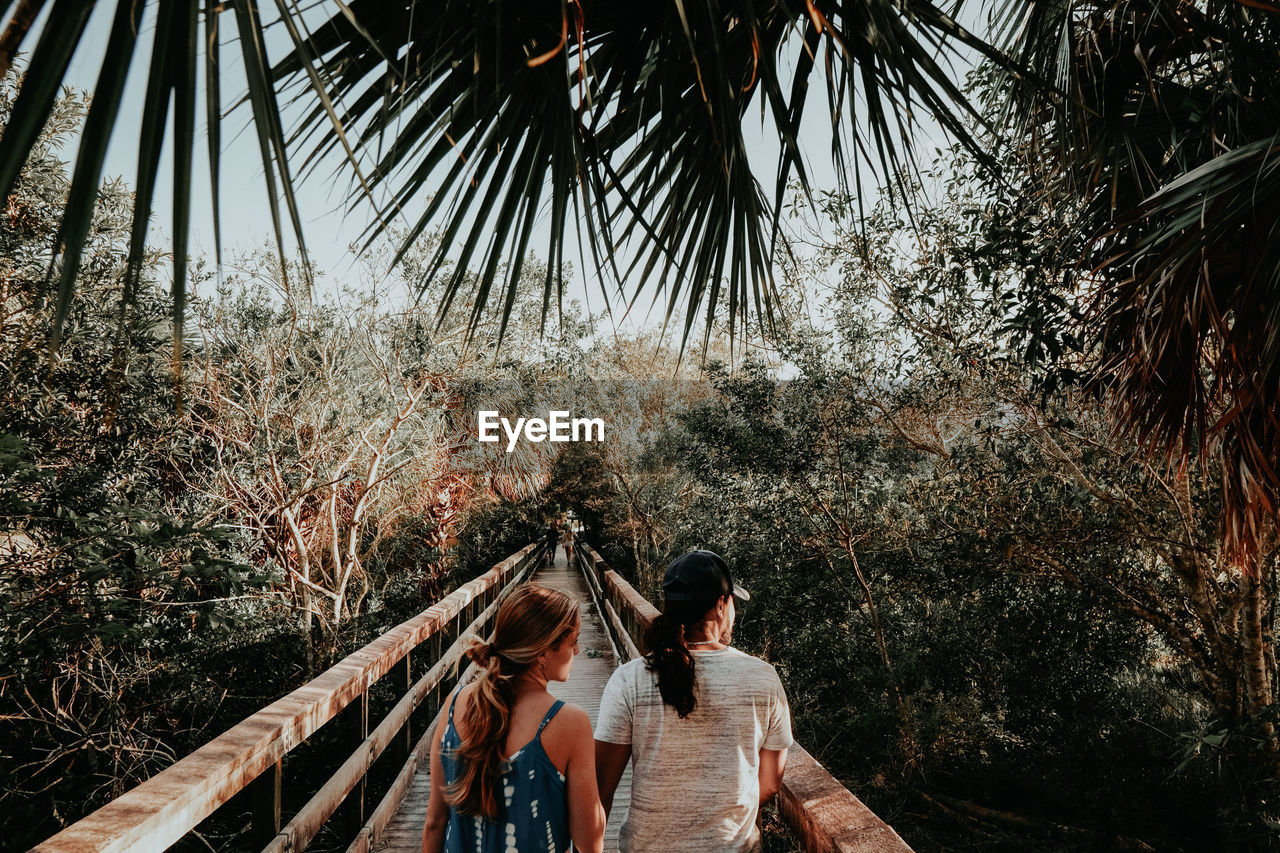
top-left (231, 0), bottom-right (312, 292)
top-left (171, 0), bottom-right (198, 382)
top-left (121, 0), bottom-right (177, 325)
top-left (205, 0), bottom-right (223, 272)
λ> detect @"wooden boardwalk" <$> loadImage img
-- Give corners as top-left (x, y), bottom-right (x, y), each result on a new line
top-left (374, 547), bottom-right (631, 852)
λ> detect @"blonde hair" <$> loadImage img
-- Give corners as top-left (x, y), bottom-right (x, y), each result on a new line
top-left (446, 584), bottom-right (579, 819)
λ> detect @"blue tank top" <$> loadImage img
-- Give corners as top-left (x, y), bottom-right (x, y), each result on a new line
top-left (441, 690), bottom-right (571, 853)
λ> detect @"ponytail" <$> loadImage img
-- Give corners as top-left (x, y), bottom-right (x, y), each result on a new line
top-left (446, 585), bottom-right (578, 819)
top-left (643, 598), bottom-right (717, 718)
top-left (447, 637), bottom-right (519, 819)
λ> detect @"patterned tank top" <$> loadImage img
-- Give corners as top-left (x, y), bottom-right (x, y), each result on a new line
top-left (441, 690), bottom-right (571, 853)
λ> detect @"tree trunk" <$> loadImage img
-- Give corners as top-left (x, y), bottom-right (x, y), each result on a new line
top-left (1241, 573), bottom-right (1272, 716)
top-left (1239, 541), bottom-right (1279, 771)
top-left (840, 539), bottom-right (919, 772)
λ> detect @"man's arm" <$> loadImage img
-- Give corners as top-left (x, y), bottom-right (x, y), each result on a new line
top-left (758, 747), bottom-right (788, 805)
top-left (594, 740), bottom-right (632, 818)
top-left (760, 665), bottom-right (793, 806)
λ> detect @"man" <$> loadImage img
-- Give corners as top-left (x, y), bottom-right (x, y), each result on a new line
top-left (545, 521), bottom-right (560, 566)
top-left (594, 550), bottom-right (792, 852)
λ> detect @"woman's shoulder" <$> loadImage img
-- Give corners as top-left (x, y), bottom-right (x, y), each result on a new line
top-left (539, 700), bottom-right (592, 771)
top-left (542, 696), bottom-right (596, 753)
top-left (449, 681), bottom-right (499, 725)
top-left (544, 698), bottom-right (591, 734)
top-left (452, 680), bottom-right (479, 710)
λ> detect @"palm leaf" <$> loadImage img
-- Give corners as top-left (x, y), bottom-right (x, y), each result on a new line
top-left (172, 0), bottom-right (198, 382)
top-left (205, 0), bottom-right (223, 271)
top-left (1, 0), bottom-right (316, 355)
top-left (231, 0), bottom-right (311, 291)
top-left (122, 0), bottom-right (177, 320)
top-left (0, 0), bottom-right (49, 81)
top-left (48, 0), bottom-right (144, 349)
top-left (994, 0), bottom-right (1280, 563)
top-left (0, 0), bottom-right (94, 208)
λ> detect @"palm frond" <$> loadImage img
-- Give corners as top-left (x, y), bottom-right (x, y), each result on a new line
top-left (0, 0), bottom-right (312, 351)
top-left (275, 0), bottom-right (1000, 346)
top-left (0, 0), bottom-right (94, 215)
top-left (48, 0), bottom-right (143, 349)
top-left (1, 0), bottom-right (1005, 359)
top-left (1100, 138), bottom-right (1280, 558)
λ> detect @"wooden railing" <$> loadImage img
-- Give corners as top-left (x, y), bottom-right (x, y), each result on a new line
top-left (35, 543), bottom-right (545, 853)
top-left (573, 543), bottom-right (914, 853)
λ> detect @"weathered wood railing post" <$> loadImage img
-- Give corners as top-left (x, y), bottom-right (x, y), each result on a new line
top-left (356, 689), bottom-right (371, 827)
top-left (396, 652), bottom-right (412, 766)
top-left (250, 759), bottom-right (282, 846)
top-left (427, 631), bottom-right (444, 720)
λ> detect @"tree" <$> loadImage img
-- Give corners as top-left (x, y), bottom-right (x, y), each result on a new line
top-left (783, 158), bottom-right (1280, 843)
top-left (184, 246), bottom-right (590, 669)
top-left (995, 0), bottom-right (1280, 569)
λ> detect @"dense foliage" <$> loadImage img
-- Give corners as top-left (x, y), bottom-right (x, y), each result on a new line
top-left (554, 152), bottom-right (1279, 849)
top-left (0, 78), bottom-right (271, 840)
top-left (4, 23), bottom-right (1279, 846)
top-left (0, 83), bottom-right (594, 849)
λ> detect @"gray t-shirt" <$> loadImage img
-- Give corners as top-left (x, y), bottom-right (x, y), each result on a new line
top-left (595, 647), bottom-right (793, 852)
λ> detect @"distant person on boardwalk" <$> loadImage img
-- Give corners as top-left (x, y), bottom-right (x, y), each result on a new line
top-left (594, 550), bottom-right (792, 852)
top-left (421, 584), bottom-right (605, 853)
top-left (561, 523), bottom-right (575, 566)
top-left (545, 521), bottom-right (560, 566)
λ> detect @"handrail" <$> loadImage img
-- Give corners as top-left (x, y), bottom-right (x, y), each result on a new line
top-left (35, 542), bottom-right (544, 853)
top-left (572, 543), bottom-right (914, 853)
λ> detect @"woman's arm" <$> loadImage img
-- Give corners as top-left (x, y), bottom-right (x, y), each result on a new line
top-left (758, 747), bottom-right (788, 805)
top-left (593, 740), bottom-right (632, 818)
top-left (420, 714), bottom-right (450, 853)
top-left (563, 707), bottom-right (606, 853)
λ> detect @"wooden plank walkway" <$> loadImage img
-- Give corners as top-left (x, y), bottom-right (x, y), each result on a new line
top-left (374, 547), bottom-right (631, 852)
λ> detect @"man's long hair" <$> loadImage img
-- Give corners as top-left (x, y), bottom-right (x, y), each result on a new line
top-left (642, 597), bottom-right (724, 718)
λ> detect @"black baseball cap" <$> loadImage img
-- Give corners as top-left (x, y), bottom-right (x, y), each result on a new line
top-left (662, 550), bottom-right (750, 602)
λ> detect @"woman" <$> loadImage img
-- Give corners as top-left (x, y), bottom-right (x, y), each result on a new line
top-left (422, 584), bottom-right (605, 853)
top-left (560, 523), bottom-right (574, 565)
top-left (594, 551), bottom-right (793, 852)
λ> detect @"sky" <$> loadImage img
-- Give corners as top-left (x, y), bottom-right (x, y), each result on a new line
top-left (47, 3), bottom-right (975, 345)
